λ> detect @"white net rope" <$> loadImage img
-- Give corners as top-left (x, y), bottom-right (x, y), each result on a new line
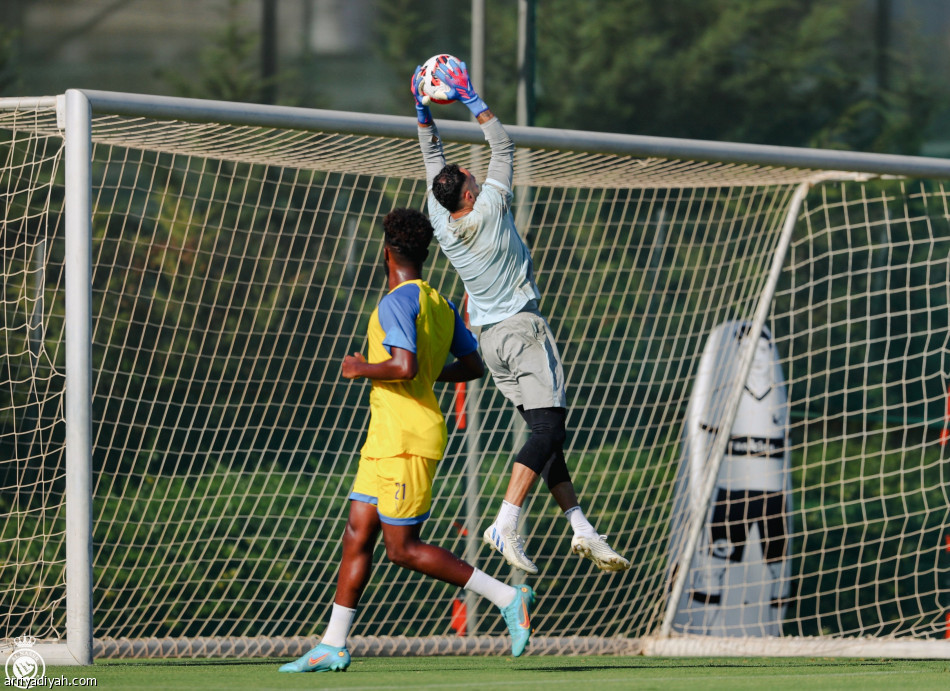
top-left (0, 106), bottom-right (66, 641)
top-left (776, 180), bottom-right (950, 639)
top-left (82, 114), bottom-right (826, 189)
top-left (1, 104), bottom-right (948, 656)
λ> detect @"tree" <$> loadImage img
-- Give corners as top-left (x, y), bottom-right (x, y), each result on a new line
top-left (0, 24), bottom-right (17, 96)
top-left (373, 0), bottom-right (473, 119)
top-left (533, 0), bottom-right (935, 153)
top-left (160, 0), bottom-right (281, 104)
top-left (373, 0), bottom-right (934, 154)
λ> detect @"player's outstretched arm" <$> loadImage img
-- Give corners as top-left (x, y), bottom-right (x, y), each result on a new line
top-left (434, 58), bottom-right (511, 188)
top-left (412, 65), bottom-right (448, 188)
top-left (437, 351), bottom-right (485, 383)
top-left (342, 349), bottom-right (418, 382)
top-left (433, 58), bottom-right (487, 117)
top-left (433, 57), bottom-right (492, 122)
top-left (411, 64), bottom-right (433, 127)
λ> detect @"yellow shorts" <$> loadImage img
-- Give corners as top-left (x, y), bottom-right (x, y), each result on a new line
top-left (349, 453), bottom-right (438, 525)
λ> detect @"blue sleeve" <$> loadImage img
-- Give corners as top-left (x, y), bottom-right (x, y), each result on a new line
top-left (448, 300), bottom-right (478, 357)
top-left (378, 284), bottom-right (421, 354)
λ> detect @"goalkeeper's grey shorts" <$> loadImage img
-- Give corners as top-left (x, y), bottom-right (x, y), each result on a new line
top-left (479, 307), bottom-right (567, 410)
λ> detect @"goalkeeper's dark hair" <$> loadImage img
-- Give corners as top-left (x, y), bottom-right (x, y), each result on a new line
top-left (432, 163), bottom-right (466, 213)
top-left (382, 208), bottom-right (432, 265)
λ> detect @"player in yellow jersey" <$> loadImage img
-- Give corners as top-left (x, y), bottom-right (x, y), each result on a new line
top-left (280, 208), bottom-right (535, 674)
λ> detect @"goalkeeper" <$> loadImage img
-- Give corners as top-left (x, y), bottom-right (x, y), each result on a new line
top-left (412, 58), bottom-right (629, 575)
top-left (280, 208), bottom-right (535, 673)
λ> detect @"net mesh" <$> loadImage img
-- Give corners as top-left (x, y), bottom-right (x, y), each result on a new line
top-left (0, 100), bottom-right (948, 656)
top-left (0, 105), bottom-right (66, 642)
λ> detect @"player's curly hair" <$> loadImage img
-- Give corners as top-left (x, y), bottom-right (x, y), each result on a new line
top-left (432, 163), bottom-right (466, 213)
top-left (383, 208), bottom-right (432, 265)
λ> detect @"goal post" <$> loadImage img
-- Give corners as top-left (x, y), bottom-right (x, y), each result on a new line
top-left (63, 89), bottom-right (94, 667)
top-left (1, 89), bottom-right (949, 663)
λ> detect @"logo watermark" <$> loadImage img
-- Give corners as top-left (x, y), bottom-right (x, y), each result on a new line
top-left (3, 637), bottom-right (97, 688)
top-left (4, 637), bottom-right (44, 688)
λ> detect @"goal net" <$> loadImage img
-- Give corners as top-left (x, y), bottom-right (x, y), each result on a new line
top-left (1, 91), bottom-right (948, 661)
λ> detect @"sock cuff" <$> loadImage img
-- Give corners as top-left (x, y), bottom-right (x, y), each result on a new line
top-left (465, 567), bottom-right (517, 609)
top-left (497, 500), bottom-right (521, 532)
top-left (322, 602), bottom-right (357, 648)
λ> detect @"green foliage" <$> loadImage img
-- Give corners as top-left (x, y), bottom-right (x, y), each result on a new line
top-left (0, 24), bottom-right (17, 97)
top-left (775, 179), bottom-right (950, 429)
top-left (373, 0), bottom-right (934, 153)
top-left (532, 0), bottom-right (927, 153)
top-left (788, 426), bottom-right (950, 636)
top-left (0, 488), bottom-right (67, 638)
top-left (0, 127), bottom-right (66, 619)
top-left (7, 431), bottom-right (942, 640)
top-left (89, 154), bottom-right (400, 478)
top-left (159, 0), bottom-right (280, 103)
top-left (373, 0), bottom-right (435, 101)
top-left (93, 461), bottom-right (345, 638)
top-left (372, 0), bottom-right (474, 120)
top-left (4, 3), bottom-right (949, 639)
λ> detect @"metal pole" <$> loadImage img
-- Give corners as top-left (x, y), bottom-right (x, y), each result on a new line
top-left (659, 179), bottom-right (815, 637)
top-left (63, 89), bottom-right (94, 665)
top-left (511, 0), bottom-right (537, 565)
top-left (470, 0), bottom-right (485, 95)
top-left (516, 0), bottom-right (536, 127)
top-left (48, 90), bottom-right (950, 180)
top-left (464, 0), bottom-right (486, 636)
top-left (261, 0), bottom-right (278, 103)
top-left (463, 375), bottom-right (482, 633)
top-left (875, 0), bottom-right (891, 94)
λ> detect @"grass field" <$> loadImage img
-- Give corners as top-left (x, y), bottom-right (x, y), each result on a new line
top-left (45, 656), bottom-right (950, 690)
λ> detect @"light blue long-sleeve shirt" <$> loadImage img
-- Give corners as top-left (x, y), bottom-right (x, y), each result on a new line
top-left (418, 118), bottom-right (541, 327)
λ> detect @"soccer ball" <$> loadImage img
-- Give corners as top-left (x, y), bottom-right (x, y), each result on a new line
top-left (419, 53), bottom-right (458, 105)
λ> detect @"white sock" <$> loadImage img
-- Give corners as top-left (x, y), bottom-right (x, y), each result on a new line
top-left (321, 603), bottom-right (356, 648)
top-left (565, 505), bottom-right (598, 538)
top-left (495, 500), bottom-right (521, 533)
top-left (464, 568), bottom-right (517, 609)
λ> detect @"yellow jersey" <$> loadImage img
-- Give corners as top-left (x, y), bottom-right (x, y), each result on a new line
top-left (360, 279), bottom-right (477, 460)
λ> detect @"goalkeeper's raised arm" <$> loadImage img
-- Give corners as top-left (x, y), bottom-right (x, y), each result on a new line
top-left (412, 64), bottom-right (446, 188)
top-left (434, 58), bottom-right (513, 192)
top-left (412, 58), bottom-right (513, 193)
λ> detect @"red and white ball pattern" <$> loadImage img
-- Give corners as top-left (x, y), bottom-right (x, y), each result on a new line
top-left (420, 53), bottom-right (458, 105)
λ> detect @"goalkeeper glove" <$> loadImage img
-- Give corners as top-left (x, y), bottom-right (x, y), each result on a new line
top-left (411, 65), bottom-right (432, 125)
top-left (434, 57), bottom-right (489, 118)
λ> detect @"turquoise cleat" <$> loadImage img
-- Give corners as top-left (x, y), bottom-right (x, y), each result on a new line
top-left (278, 643), bottom-right (350, 673)
top-left (499, 584), bottom-right (536, 657)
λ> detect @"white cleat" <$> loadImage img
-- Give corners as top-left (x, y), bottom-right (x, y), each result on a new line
top-left (571, 534), bottom-right (630, 572)
top-left (483, 523), bottom-right (539, 575)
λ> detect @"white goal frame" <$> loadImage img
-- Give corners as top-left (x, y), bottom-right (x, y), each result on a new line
top-left (2, 89), bottom-right (950, 664)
